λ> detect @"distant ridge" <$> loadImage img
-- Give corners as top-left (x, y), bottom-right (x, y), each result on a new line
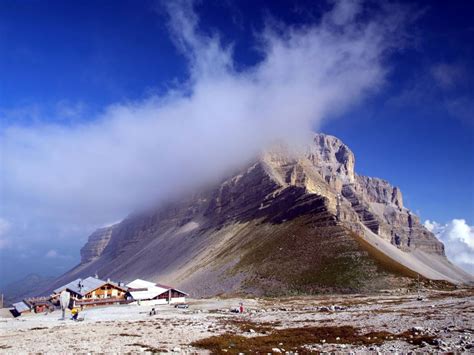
top-left (1, 274), bottom-right (54, 306)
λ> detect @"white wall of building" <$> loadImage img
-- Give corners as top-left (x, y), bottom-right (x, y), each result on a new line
top-left (130, 297), bottom-right (186, 306)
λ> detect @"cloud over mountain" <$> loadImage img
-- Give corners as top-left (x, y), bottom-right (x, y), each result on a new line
top-left (0, 1), bottom-right (408, 276)
top-left (425, 219), bottom-right (474, 274)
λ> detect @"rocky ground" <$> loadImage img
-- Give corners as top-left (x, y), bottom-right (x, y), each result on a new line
top-left (0, 288), bottom-right (473, 353)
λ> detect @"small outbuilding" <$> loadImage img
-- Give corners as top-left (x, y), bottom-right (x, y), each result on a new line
top-left (11, 301), bottom-right (31, 317)
top-left (126, 279), bottom-right (188, 305)
top-left (24, 297), bottom-right (54, 313)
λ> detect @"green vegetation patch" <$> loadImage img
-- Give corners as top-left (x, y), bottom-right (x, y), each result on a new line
top-left (231, 218), bottom-right (409, 294)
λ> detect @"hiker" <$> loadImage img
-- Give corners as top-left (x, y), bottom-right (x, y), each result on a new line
top-left (239, 303), bottom-right (244, 313)
top-left (71, 308), bottom-right (79, 321)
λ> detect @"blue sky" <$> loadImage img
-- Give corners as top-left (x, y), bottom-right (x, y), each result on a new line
top-left (1, 0), bottom-right (473, 285)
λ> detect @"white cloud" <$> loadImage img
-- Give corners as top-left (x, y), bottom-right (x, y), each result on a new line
top-left (328, 0), bottom-right (362, 26)
top-left (424, 219), bottom-right (474, 274)
top-left (45, 249), bottom-right (72, 260)
top-left (0, 1), bottom-right (407, 251)
top-left (45, 249), bottom-right (59, 258)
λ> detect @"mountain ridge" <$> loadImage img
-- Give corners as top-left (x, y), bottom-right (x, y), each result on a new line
top-left (37, 133), bottom-right (473, 298)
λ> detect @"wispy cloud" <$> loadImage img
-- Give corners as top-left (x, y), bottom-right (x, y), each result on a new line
top-left (431, 62), bottom-right (466, 90)
top-left (444, 94), bottom-right (474, 126)
top-left (389, 60), bottom-right (474, 126)
top-left (1, 1), bottom-right (407, 261)
top-left (0, 100), bottom-right (89, 128)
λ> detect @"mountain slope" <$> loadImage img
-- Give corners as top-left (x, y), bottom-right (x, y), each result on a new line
top-left (1, 274), bottom-right (55, 306)
top-left (43, 133), bottom-right (473, 297)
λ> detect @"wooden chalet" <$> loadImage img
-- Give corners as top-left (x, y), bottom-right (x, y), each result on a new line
top-left (126, 279), bottom-right (188, 305)
top-left (52, 276), bottom-right (128, 308)
top-left (24, 297), bottom-right (54, 313)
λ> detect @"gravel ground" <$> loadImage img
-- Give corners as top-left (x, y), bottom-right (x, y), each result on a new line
top-left (0, 289), bottom-right (472, 353)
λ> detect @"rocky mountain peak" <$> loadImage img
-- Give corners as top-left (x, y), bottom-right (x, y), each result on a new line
top-left (308, 133), bottom-right (355, 185)
top-left (48, 131), bottom-right (471, 300)
top-left (260, 133), bottom-right (441, 255)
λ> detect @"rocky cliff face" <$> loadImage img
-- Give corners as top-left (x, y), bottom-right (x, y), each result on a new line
top-left (80, 225), bottom-right (116, 263)
top-left (45, 133), bottom-right (471, 297)
top-left (262, 134), bottom-right (444, 256)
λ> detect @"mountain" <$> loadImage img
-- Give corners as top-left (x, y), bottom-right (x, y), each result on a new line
top-left (42, 133), bottom-right (473, 297)
top-left (1, 274), bottom-right (55, 306)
